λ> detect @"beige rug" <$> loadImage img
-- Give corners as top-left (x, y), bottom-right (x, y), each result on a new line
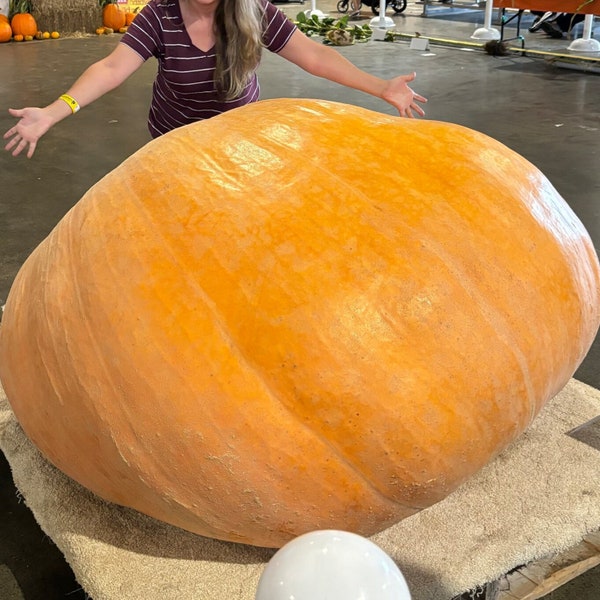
top-left (1, 378), bottom-right (600, 600)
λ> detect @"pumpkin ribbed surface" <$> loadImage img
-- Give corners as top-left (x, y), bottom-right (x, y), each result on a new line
top-left (0, 99), bottom-right (599, 548)
top-left (10, 12), bottom-right (38, 36)
top-left (10, 13), bottom-right (37, 37)
top-left (0, 20), bottom-right (12, 42)
top-left (102, 4), bottom-right (126, 30)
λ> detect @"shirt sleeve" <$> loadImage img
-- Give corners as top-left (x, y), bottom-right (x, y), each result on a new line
top-left (120, 1), bottom-right (163, 61)
top-left (261, 0), bottom-right (297, 53)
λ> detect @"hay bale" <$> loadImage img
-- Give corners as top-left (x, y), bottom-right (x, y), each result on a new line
top-left (32, 0), bottom-right (102, 34)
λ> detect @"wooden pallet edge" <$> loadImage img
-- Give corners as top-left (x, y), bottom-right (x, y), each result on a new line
top-left (495, 531), bottom-right (600, 600)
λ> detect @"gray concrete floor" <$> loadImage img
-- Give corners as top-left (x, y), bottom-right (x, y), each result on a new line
top-left (0, 2), bottom-right (599, 599)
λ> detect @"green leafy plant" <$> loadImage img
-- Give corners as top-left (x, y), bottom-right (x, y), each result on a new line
top-left (8, 0), bottom-right (33, 19)
top-left (295, 12), bottom-right (372, 45)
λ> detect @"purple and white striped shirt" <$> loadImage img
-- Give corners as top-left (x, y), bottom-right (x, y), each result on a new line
top-left (120, 0), bottom-right (297, 137)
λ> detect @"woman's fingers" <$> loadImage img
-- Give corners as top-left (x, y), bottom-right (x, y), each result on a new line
top-left (5, 134), bottom-right (29, 157)
top-left (26, 141), bottom-right (37, 159)
top-left (4, 134), bottom-right (19, 151)
top-left (411, 102), bottom-right (426, 117)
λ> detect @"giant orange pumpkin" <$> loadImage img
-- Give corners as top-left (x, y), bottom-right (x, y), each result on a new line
top-left (0, 99), bottom-right (599, 548)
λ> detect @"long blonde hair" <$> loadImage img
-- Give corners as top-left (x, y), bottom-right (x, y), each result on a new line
top-left (213, 0), bottom-right (265, 100)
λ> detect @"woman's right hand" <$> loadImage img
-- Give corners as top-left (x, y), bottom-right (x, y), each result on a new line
top-left (4, 107), bottom-right (56, 159)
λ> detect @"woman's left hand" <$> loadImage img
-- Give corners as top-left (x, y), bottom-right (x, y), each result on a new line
top-left (382, 72), bottom-right (427, 118)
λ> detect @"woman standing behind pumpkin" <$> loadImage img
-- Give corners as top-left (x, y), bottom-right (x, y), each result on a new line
top-left (4, 0), bottom-right (427, 158)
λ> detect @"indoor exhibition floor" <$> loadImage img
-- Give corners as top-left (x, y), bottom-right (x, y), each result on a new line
top-left (0, 2), bottom-right (599, 599)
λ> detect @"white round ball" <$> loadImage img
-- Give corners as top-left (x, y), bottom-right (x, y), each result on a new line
top-left (255, 529), bottom-right (412, 600)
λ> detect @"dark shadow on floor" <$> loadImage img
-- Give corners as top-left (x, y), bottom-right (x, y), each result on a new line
top-left (0, 453), bottom-right (88, 600)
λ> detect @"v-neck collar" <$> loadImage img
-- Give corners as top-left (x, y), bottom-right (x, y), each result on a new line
top-left (174, 0), bottom-right (216, 55)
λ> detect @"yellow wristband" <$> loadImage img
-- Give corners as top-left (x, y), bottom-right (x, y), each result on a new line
top-left (59, 94), bottom-right (80, 114)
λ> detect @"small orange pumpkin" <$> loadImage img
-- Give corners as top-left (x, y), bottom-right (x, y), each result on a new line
top-left (125, 11), bottom-right (136, 26)
top-left (1, 99), bottom-right (599, 548)
top-left (0, 20), bottom-right (11, 42)
top-left (102, 2), bottom-right (126, 30)
top-left (10, 12), bottom-right (37, 38)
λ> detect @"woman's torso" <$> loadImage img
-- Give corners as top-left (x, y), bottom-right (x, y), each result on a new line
top-left (120, 0), bottom-right (296, 137)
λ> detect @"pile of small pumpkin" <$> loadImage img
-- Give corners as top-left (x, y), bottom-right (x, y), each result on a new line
top-left (97, 0), bottom-right (137, 36)
top-left (0, 2), bottom-right (59, 43)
